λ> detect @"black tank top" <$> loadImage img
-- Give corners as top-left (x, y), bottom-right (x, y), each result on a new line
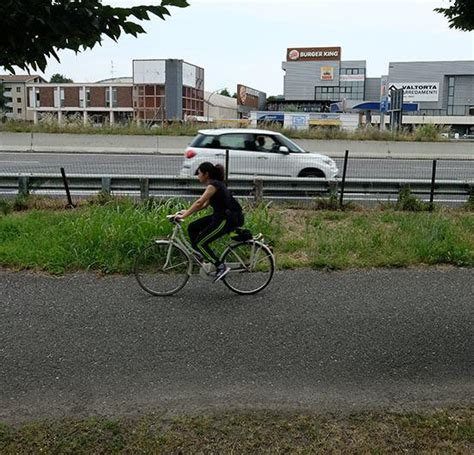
top-left (209, 180), bottom-right (231, 218)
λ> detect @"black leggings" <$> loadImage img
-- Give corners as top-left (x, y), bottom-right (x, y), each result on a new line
top-left (188, 215), bottom-right (233, 265)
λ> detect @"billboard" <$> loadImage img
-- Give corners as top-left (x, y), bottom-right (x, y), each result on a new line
top-left (287, 47), bottom-right (341, 62)
top-left (237, 84), bottom-right (264, 108)
top-left (389, 82), bottom-right (439, 102)
top-left (321, 66), bottom-right (335, 81)
top-left (133, 60), bottom-right (166, 84)
top-left (182, 62), bottom-right (197, 88)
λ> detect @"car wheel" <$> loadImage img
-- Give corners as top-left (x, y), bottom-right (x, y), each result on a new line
top-left (299, 168), bottom-right (325, 178)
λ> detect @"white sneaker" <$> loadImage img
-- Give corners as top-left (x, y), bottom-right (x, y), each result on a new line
top-left (214, 264), bottom-right (230, 282)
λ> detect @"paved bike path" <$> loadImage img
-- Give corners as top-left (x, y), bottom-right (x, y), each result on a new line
top-left (1, 268), bottom-right (472, 422)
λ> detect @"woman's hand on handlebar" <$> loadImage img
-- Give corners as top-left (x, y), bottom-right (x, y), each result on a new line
top-left (170, 210), bottom-right (186, 222)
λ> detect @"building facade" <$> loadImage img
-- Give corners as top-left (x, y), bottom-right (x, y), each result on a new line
top-left (133, 59), bottom-right (204, 122)
top-left (26, 81), bottom-right (134, 124)
top-left (386, 61), bottom-right (474, 117)
top-left (281, 47), bottom-right (367, 112)
top-left (2, 59), bottom-right (205, 124)
top-left (0, 75), bottom-right (46, 120)
top-left (279, 46), bottom-right (474, 131)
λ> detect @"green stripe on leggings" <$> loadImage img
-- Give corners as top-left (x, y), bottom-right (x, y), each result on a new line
top-left (197, 220), bottom-right (227, 262)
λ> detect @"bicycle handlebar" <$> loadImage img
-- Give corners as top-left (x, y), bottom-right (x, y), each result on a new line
top-left (166, 214), bottom-right (183, 224)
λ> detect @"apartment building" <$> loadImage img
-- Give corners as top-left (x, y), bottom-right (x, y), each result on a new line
top-left (0, 74), bottom-right (46, 120)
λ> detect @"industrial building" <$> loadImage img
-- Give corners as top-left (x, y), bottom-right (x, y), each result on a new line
top-left (275, 46), bottom-right (474, 132)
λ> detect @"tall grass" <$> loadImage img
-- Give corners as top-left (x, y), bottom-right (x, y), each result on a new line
top-left (0, 120), bottom-right (451, 141)
top-left (0, 201), bottom-right (472, 274)
top-left (277, 210), bottom-right (473, 270)
top-left (0, 199), bottom-right (282, 274)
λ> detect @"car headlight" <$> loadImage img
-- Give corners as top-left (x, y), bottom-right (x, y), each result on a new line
top-left (323, 158), bottom-right (335, 166)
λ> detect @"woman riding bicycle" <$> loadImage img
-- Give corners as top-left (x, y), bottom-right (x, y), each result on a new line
top-left (174, 162), bottom-right (244, 282)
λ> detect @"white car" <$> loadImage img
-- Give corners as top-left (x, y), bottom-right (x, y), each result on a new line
top-left (179, 129), bottom-right (339, 179)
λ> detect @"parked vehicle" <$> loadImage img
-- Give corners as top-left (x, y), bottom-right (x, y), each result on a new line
top-left (179, 129), bottom-right (339, 179)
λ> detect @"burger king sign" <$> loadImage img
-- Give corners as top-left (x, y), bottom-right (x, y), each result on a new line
top-left (288, 49), bottom-right (300, 61)
top-left (287, 47), bottom-right (341, 62)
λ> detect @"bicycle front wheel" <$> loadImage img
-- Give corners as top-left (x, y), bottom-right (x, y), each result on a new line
top-left (221, 241), bottom-right (275, 295)
top-left (134, 241), bottom-right (191, 296)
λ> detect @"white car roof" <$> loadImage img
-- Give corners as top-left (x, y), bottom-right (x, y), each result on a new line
top-left (197, 128), bottom-right (283, 136)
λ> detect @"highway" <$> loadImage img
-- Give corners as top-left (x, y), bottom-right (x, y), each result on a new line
top-left (1, 152), bottom-right (473, 181)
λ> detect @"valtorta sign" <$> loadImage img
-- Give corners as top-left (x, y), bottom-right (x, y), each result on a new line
top-left (389, 82), bottom-right (439, 102)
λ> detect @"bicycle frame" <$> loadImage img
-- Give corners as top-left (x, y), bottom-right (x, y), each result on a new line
top-left (163, 219), bottom-right (272, 277)
top-left (163, 221), bottom-right (206, 272)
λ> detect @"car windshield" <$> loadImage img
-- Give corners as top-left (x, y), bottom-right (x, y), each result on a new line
top-left (276, 135), bottom-right (306, 153)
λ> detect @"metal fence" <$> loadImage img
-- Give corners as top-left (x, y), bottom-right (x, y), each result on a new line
top-left (0, 150), bottom-right (473, 208)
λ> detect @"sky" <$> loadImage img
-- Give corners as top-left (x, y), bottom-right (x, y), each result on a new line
top-left (5, 0), bottom-right (474, 95)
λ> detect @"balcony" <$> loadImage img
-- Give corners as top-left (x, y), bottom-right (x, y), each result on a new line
top-left (3, 90), bottom-right (12, 98)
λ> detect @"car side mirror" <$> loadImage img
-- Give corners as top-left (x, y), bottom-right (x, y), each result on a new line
top-left (279, 146), bottom-right (290, 154)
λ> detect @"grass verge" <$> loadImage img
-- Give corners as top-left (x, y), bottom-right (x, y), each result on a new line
top-left (0, 409), bottom-right (472, 453)
top-left (0, 197), bottom-right (472, 273)
top-left (0, 120), bottom-right (451, 141)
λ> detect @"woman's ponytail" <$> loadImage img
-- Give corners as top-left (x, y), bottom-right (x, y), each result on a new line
top-left (197, 162), bottom-right (225, 181)
top-left (214, 164), bottom-right (225, 182)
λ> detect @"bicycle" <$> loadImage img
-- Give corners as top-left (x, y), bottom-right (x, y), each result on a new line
top-left (134, 215), bottom-right (275, 296)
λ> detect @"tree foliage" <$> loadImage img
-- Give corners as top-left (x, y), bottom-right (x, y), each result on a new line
top-left (435, 0), bottom-right (474, 31)
top-left (50, 73), bottom-right (74, 83)
top-left (219, 89), bottom-right (231, 97)
top-left (0, 0), bottom-right (190, 73)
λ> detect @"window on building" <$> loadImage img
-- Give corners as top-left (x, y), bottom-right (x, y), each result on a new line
top-left (17, 108), bottom-right (22, 114)
top-left (106, 87), bottom-right (118, 107)
top-left (79, 87), bottom-right (90, 108)
top-left (447, 76), bottom-right (456, 115)
top-left (60, 88), bottom-right (65, 107)
top-left (16, 87), bottom-right (21, 93)
top-left (17, 97), bottom-right (21, 103)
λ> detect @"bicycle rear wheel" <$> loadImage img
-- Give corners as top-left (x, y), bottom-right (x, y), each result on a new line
top-left (221, 241), bottom-right (275, 295)
top-left (134, 241), bottom-right (191, 296)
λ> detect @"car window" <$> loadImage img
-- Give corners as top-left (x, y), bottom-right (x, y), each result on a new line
top-left (254, 135), bottom-right (280, 153)
top-left (275, 135), bottom-right (306, 153)
top-left (219, 134), bottom-right (256, 151)
top-left (189, 134), bottom-right (221, 149)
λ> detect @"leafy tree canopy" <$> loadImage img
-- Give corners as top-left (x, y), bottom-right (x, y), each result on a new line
top-left (0, 0), bottom-right (189, 73)
top-left (435, 0), bottom-right (474, 31)
top-left (219, 88), bottom-right (231, 97)
top-left (50, 73), bottom-right (74, 83)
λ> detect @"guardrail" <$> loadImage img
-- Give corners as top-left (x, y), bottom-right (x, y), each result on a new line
top-left (0, 173), bottom-right (472, 205)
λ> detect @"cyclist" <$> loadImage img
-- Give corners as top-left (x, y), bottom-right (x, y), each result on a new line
top-left (174, 162), bottom-right (244, 282)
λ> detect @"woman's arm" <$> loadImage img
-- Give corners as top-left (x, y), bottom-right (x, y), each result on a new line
top-left (177, 185), bottom-right (216, 219)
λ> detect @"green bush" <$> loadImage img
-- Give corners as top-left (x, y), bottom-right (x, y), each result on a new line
top-left (464, 191), bottom-right (474, 211)
top-left (396, 186), bottom-right (430, 211)
top-left (0, 199), bottom-right (12, 215)
top-left (413, 124), bottom-right (446, 141)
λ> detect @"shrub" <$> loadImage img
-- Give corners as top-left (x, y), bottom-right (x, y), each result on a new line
top-left (396, 186), bottom-right (430, 211)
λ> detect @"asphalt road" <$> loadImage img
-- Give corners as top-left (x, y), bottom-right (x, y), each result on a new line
top-left (1, 152), bottom-right (473, 181)
top-left (1, 268), bottom-right (472, 423)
